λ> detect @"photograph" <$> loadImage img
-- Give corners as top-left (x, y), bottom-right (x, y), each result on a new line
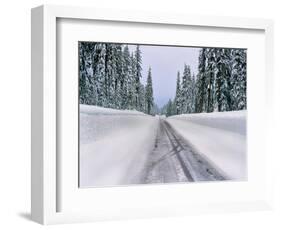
top-left (79, 42), bottom-right (247, 187)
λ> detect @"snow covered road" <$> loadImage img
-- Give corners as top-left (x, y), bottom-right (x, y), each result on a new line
top-left (79, 105), bottom-right (246, 187)
top-left (141, 118), bottom-right (226, 184)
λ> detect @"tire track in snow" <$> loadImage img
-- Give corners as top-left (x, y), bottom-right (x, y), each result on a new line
top-left (164, 120), bottom-right (227, 181)
top-left (142, 118), bottom-right (226, 183)
top-left (162, 121), bottom-right (194, 182)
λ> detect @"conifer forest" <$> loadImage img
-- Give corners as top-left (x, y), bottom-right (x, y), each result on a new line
top-left (79, 42), bottom-right (246, 116)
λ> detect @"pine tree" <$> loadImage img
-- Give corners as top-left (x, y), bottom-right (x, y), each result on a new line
top-left (128, 53), bottom-right (137, 110)
top-left (181, 65), bottom-right (188, 113)
top-left (230, 49), bottom-right (247, 110)
top-left (104, 44), bottom-right (117, 108)
top-left (186, 67), bottom-right (193, 113)
top-left (194, 74), bottom-right (200, 113)
top-left (215, 48), bottom-right (232, 112)
top-left (121, 45), bottom-right (131, 109)
top-left (145, 67), bottom-right (154, 115)
top-left (79, 42), bottom-right (97, 105)
top-left (79, 42), bottom-right (89, 104)
top-left (113, 45), bottom-right (123, 109)
top-left (139, 83), bottom-right (146, 112)
top-left (195, 48), bottom-right (207, 113)
top-left (135, 45), bottom-right (142, 110)
top-left (205, 48), bottom-right (217, 112)
top-left (181, 64), bottom-right (192, 114)
top-left (88, 43), bottom-right (99, 105)
top-left (95, 43), bottom-right (107, 107)
top-left (190, 73), bottom-right (196, 113)
top-left (174, 71), bottom-right (182, 114)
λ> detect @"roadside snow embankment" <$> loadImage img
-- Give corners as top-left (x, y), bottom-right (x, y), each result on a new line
top-left (167, 111), bottom-right (247, 180)
top-left (79, 105), bottom-right (158, 187)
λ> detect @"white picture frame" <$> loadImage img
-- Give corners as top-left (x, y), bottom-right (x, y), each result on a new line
top-left (31, 4), bottom-right (274, 225)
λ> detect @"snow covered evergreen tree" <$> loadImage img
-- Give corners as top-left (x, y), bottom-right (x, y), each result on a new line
top-left (128, 53), bottom-right (137, 110)
top-left (79, 42), bottom-right (90, 104)
top-left (181, 65), bottom-right (188, 113)
top-left (104, 44), bottom-right (117, 108)
top-left (135, 45), bottom-right (142, 110)
top-left (79, 42), bottom-right (98, 105)
top-left (94, 43), bottom-right (107, 107)
top-left (230, 49), bottom-right (247, 110)
top-left (112, 45), bottom-right (123, 109)
top-left (190, 73), bottom-right (196, 113)
top-left (215, 48), bottom-right (232, 112)
top-left (139, 83), bottom-right (146, 112)
top-left (145, 67), bottom-right (154, 115)
top-left (205, 48), bottom-right (217, 112)
top-left (195, 48), bottom-right (208, 113)
top-left (174, 71), bottom-right (182, 115)
top-left (121, 45), bottom-right (131, 109)
top-left (181, 64), bottom-right (192, 114)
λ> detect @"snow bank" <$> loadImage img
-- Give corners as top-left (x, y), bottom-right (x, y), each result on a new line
top-left (167, 110), bottom-right (247, 180)
top-left (80, 104), bottom-right (146, 116)
top-left (79, 104), bottom-right (158, 187)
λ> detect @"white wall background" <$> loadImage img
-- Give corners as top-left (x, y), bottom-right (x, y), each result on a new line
top-left (0, 0), bottom-right (280, 229)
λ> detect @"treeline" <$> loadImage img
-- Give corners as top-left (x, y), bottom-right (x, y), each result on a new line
top-left (162, 48), bottom-right (247, 116)
top-left (79, 42), bottom-right (155, 115)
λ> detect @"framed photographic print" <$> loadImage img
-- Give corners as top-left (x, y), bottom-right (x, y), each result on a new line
top-left (31, 5), bottom-right (274, 224)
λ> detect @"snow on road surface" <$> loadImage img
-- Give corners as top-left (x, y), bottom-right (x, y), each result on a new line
top-left (79, 105), bottom-right (158, 187)
top-left (80, 105), bottom-right (247, 187)
top-left (167, 111), bottom-right (247, 180)
top-left (142, 118), bottom-right (226, 183)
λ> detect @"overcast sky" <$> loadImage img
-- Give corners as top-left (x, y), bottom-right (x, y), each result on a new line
top-left (129, 45), bottom-right (200, 108)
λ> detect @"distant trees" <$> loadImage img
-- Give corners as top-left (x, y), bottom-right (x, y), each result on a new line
top-left (79, 42), bottom-right (154, 114)
top-left (162, 47), bottom-right (247, 117)
top-left (162, 99), bottom-right (174, 117)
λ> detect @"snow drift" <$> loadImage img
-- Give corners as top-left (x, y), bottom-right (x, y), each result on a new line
top-left (79, 104), bottom-right (158, 187)
top-left (167, 110), bottom-right (247, 180)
